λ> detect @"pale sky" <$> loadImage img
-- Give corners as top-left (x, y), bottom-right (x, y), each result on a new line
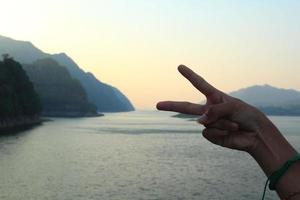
top-left (1, 0), bottom-right (300, 109)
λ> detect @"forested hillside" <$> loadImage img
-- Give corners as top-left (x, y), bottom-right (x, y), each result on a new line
top-left (23, 58), bottom-right (97, 117)
top-left (0, 55), bottom-right (41, 118)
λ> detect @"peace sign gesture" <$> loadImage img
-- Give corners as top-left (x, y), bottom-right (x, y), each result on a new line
top-left (156, 65), bottom-right (300, 199)
top-left (156, 65), bottom-right (272, 152)
top-left (157, 65), bottom-right (240, 132)
top-left (156, 65), bottom-right (233, 116)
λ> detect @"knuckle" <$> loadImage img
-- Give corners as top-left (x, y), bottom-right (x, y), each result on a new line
top-left (233, 98), bottom-right (247, 108)
top-left (206, 107), bottom-right (216, 117)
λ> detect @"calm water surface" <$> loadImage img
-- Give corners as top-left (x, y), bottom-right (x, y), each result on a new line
top-left (0, 111), bottom-right (300, 200)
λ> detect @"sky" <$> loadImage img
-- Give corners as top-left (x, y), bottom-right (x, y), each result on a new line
top-left (0, 0), bottom-right (300, 109)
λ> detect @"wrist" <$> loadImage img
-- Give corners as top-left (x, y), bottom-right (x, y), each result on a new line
top-left (249, 116), bottom-right (296, 176)
top-left (247, 114), bottom-right (300, 198)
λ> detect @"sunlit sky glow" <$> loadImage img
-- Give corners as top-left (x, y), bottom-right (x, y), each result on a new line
top-left (1, 0), bottom-right (300, 109)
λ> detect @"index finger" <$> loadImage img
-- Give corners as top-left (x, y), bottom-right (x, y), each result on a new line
top-left (178, 65), bottom-right (219, 97)
top-left (156, 101), bottom-right (207, 115)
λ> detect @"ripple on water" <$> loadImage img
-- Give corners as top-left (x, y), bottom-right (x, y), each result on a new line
top-left (0, 112), bottom-right (296, 200)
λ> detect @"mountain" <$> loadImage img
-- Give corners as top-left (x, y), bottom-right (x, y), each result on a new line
top-left (51, 53), bottom-right (134, 112)
top-left (230, 84), bottom-right (300, 107)
top-left (0, 35), bottom-right (134, 112)
top-left (0, 57), bottom-right (41, 117)
top-left (175, 85), bottom-right (300, 118)
top-left (0, 57), bottom-right (42, 130)
top-left (0, 35), bottom-right (47, 64)
top-left (23, 58), bottom-right (97, 117)
top-left (230, 85), bottom-right (300, 116)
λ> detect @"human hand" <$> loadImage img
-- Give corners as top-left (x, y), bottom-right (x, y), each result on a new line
top-left (156, 65), bottom-right (277, 153)
top-left (157, 65), bottom-right (300, 197)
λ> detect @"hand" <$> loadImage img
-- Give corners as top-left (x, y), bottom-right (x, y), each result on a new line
top-left (157, 65), bottom-right (300, 198)
top-left (156, 65), bottom-right (278, 153)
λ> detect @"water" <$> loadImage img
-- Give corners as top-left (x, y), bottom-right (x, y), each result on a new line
top-left (0, 111), bottom-right (300, 200)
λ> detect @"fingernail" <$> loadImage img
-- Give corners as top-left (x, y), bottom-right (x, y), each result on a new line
top-left (178, 64), bottom-right (187, 72)
top-left (156, 102), bottom-right (162, 110)
top-left (197, 113), bottom-right (208, 124)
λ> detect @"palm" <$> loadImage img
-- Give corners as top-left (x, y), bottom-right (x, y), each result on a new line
top-left (157, 65), bottom-right (259, 152)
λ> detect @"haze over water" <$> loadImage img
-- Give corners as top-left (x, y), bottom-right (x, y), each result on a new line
top-left (1, 111), bottom-right (299, 200)
top-left (1, 1), bottom-right (300, 109)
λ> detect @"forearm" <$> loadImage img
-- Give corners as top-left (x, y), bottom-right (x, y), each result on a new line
top-left (250, 117), bottom-right (300, 199)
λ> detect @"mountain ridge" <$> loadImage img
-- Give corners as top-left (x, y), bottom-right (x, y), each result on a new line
top-left (230, 84), bottom-right (300, 107)
top-left (0, 35), bottom-right (134, 112)
top-left (23, 58), bottom-right (97, 117)
top-left (175, 84), bottom-right (300, 117)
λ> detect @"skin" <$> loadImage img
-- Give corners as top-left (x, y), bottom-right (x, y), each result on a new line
top-left (157, 65), bottom-right (300, 199)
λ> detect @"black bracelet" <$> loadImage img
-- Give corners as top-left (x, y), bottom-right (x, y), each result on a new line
top-left (261, 153), bottom-right (300, 200)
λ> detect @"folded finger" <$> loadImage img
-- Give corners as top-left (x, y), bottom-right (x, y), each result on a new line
top-left (201, 119), bottom-right (239, 131)
top-left (198, 101), bottom-right (239, 124)
top-left (202, 128), bottom-right (227, 147)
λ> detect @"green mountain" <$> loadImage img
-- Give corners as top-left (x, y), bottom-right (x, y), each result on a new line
top-left (0, 56), bottom-right (41, 118)
top-left (23, 58), bottom-right (96, 117)
top-left (0, 35), bottom-right (134, 112)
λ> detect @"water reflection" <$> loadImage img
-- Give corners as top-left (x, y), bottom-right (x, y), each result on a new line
top-left (1, 111), bottom-right (298, 200)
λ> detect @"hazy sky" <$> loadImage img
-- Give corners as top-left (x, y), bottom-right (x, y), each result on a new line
top-left (1, 0), bottom-right (300, 109)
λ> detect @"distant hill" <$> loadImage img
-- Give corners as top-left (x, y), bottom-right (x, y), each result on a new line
top-left (0, 35), bottom-right (47, 64)
top-left (230, 84), bottom-right (300, 107)
top-left (230, 85), bottom-right (300, 116)
top-left (0, 35), bottom-right (134, 112)
top-left (51, 53), bottom-right (134, 112)
top-left (23, 58), bottom-right (97, 117)
top-left (175, 85), bottom-right (300, 118)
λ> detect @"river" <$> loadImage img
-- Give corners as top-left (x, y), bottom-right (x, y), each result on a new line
top-left (1, 111), bottom-right (300, 200)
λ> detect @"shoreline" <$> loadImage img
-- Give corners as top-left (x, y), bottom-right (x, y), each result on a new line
top-left (0, 115), bottom-right (42, 132)
top-left (0, 112), bottom-right (104, 133)
top-left (41, 111), bottom-right (104, 118)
